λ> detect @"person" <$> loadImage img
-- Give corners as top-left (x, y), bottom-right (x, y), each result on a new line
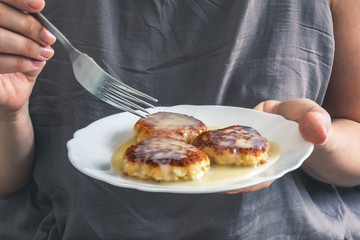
top-left (0, 0), bottom-right (359, 239)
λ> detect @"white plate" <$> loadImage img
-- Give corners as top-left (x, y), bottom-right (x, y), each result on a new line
top-left (67, 105), bottom-right (313, 194)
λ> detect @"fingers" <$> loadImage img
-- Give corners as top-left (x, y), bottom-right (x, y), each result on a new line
top-left (255, 99), bottom-right (331, 145)
top-left (0, 1), bottom-right (55, 75)
top-left (0, 28), bottom-right (54, 61)
top-left (0, 0), bottom-right (44, 13)
top-left (0, 3), bottom-right (55, 46)
top-left (0, 27), bottom-right (54, 75)
top-left (224, 180), bottom-right (274, 194)
top-left (0, 54), bottom-right (46, 75)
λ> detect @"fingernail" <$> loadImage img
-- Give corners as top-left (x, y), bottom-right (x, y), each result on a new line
top-left (40, 29), bottom-right (56, 45)
top-left (31, 60), bottom-right (46, 68)
top-left (27, 0), bottom-right (43, 9)
top-left (39, 46), bottom-right (54, 59)
top-left (319, 129), bottom-right (330, 146)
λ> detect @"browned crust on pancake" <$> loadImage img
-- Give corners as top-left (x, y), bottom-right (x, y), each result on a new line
top-left (124, 137), bottom-right (209, 167)
top-left (121, 137), bottom-right (210, 181)
top-left (192, 125), bottom-right (270, 156)
top-left (134, 112), bottom-right (207, 143)
top-left (192, 125), bottom-right (270, 166)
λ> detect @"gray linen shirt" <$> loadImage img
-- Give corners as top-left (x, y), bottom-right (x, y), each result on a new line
top-left (1, 0), bottom-right (359, 239)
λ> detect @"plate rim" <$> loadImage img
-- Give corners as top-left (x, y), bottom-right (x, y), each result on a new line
top-left (67, 104), bottom-right (314, 194)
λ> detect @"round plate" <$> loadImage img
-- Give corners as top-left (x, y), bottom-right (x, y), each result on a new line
top-left (67, 105), bottom-right (313, 194)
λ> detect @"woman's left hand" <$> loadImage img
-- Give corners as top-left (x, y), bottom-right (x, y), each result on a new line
top-left (225, 98), bottom-right (331, 194)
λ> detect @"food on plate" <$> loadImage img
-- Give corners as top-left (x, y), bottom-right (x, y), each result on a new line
top-left (192, 125), bottom-right (270, 167)
top-left (134, 112), bottom-right (207, 144)
top-left (120, 137), bottom-right (210, 182)
top-left (113, 112), bottom-right (273, 183)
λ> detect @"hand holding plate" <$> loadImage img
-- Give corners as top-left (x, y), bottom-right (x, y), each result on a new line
top-left (224, 98), bottom-right (330, 194)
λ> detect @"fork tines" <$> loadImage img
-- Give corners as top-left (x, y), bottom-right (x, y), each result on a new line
top-left (99, 78), bottom-right (157, 118)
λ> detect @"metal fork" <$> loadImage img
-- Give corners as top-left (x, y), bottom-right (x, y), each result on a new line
top-left (31, 13), bottom-right (157, 118)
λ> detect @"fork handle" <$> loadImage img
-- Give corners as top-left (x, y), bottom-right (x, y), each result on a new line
top-left (30, 12), bottom-right (80, 60)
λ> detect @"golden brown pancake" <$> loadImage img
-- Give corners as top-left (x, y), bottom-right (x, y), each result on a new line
top-left (192, 125), bottom-right (270, 167)
top-left (134, 112), bottom-right (207, 144)
top-left (121, 137), bottom-right (210, 181)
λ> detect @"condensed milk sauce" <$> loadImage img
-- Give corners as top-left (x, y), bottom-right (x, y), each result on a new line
top-left (132, 138), bottom-right (198, 162)
top-left (111, 126), bottom-right (281, 187)
top-left (145, 112), bottom-right (202, 130)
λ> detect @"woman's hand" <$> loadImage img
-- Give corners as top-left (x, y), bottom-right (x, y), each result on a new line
top-left (226, 98), bottom-right (331, 194)
top-left (229, 0), bottom-right (360, 193)
top-left (0, 0), bottom-right (55, 199)
top-left (255, 99), bottom-right (331, 145)
top-left (0, 0), bottom-right (55, 119)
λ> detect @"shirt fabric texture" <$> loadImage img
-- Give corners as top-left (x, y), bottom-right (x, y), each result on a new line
top-left (1, 0), bottom-right (359, 239)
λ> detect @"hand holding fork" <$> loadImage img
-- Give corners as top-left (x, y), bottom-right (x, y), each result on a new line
top-left (0, 0), bottom-right (156, 119)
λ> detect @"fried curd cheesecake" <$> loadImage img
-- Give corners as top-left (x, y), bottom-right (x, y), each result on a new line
top-left (121, 137), bottom-right (210, 182)
top-left (134, 112), bottom-right (207, 144)
top-left (192, 125), bottom-right (270, 167)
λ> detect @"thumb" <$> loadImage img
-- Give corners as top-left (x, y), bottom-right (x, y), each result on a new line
top-left (298, 109), bottom-right (331, 145)
top-left (254, 99), bottom-right (331, 145)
